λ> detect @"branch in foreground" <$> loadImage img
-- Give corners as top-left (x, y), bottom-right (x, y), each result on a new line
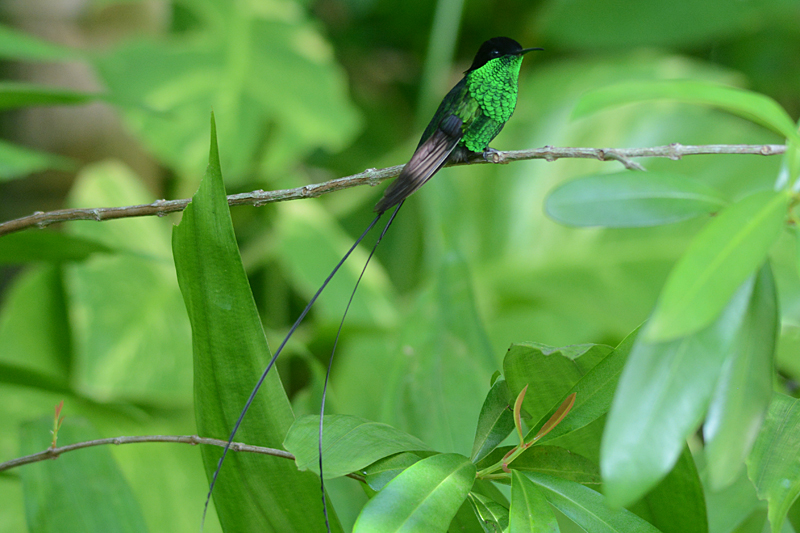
top-left (0, 143), bottom-right (785, 237)
top-left (0, 434), bottom-right (365, 482)
top-left (0, 434), bottom-right (289, 471)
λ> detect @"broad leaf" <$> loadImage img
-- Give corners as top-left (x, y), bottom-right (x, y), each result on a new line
top-left (602, 267), bottom-right (770, 507)
top-left (284, 414), bottom-right (431, 478)
top-left (746, 394), bottom-right (800, 533)
top-left (353, 453), bottom-right (476, 533)
top-left (646, 190), bottom-right (788, 342)
top-left (172, 115), bottom-right (339, 532)
top-left (19, 417), bottom-right (149, 532)
top-left (546, 171), bottom-right (726, 228)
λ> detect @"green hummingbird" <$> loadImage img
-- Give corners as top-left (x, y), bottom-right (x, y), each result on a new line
top-left (204, 37), bottom-right (539, 530)
top-left (375, 36), bottom-right (541, 213)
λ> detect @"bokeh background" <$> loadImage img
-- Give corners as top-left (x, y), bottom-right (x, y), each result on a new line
top-left (2, 0), bottom-right (799, 531)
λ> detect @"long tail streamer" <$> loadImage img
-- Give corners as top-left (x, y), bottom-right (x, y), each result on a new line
top-left (201, 213), bottom-right (384, 530)
top-left (318, 202), bottom-right (404, 532)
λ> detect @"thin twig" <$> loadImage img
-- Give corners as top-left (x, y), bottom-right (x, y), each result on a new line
top-left (0, 434), bottom-right (289, 471)
top-left (0, 143), bottom-right (785, 237)
top-left (0, 434), bottom-right (364, 482)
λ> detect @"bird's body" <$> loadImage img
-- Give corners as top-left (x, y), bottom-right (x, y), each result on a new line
top-left (374, 37), bottom-right (540, 213)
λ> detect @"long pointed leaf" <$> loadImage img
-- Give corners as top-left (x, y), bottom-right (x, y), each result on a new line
top-left (646, 190), bottom-right (788, 342)
top-left (354, 453), bottom-right (476, 533)
top-left (704, 264), bottom-right (777, 490)
top-left (470, 379), bottom-right (515, 463)
top-left (521, 472), bottom-right (661, 533)
top-left (510, 470), bottom-right (559, 533)
top-left (602, 267), bottom-right (770, 507)
top-left (172, 115), bottom-right (338, 532)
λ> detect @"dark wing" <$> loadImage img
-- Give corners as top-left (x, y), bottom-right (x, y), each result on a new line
top-left (374, 115), bottom-right (463, 213)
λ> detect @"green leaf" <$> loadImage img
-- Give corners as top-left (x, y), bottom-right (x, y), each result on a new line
top-left (705, 469), bottom-right (765, 533)
top-left (504, 343), bottom-right (612, 426)
top-left (521, 472), bottom-right (661, 533)
top-left (0, 82), bottom-right (103, 110)
top-left (510, 446), bottom-right (601, 487)
top-left (704, 264), bottom-right (778, 490)
top-left (573, 80), bottom-right (800, 146)
top-left (746, 393), bottom-right (800, 533)
top-left (451, 499), bottom-right (491, 533)
top-left (602, 269), bottom-right (767, 507)
top-left (646, 190), bottom-right (789, 342)
top-left (469, 492), bottom-right (510, 532)
top-left (0, 24), bottom-right (75, 61)
top-left (470, 378), bottom-right (515, 463)
top-left (510, 470), bottom-right (559, 533)
top-left (525, 330), bottom-right (639, 443)
top-left (364, 452), bottom-right (423, 492)
top-left (0, 231), bottom-right (112, 264)
top-left (546, 171), bottom-right (727, 228)
top-left (65, 162), bottom-right (192, 404)
top-left (538, 0), bottom-right (777, 49)
top-left (458, 480), bottom-right (511, 533)
top-left (631, 446), bottom-right (708, 533)
top-left (93, 11), bottom-right (361, 182)
top-left (172, 115), bottom-right (339, 532)
top-left (353, 453), bottom-right (476, 533)
top-left (0, 266), bottom-right (71, 383)
top-left (284, 414), bottom-right (432, 478)
top-left (0, 139), bottom-right (74, 181)
top-left (19, 417), bottom-right (149, 533)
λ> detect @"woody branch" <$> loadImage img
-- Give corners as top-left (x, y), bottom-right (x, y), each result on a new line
top-left (0, 143), bottom-right (785, 237)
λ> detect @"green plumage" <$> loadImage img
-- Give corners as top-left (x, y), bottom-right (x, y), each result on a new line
top-left (375, 37), bottom-right (539, 214)
top-left (421, 53), bottom-right (524, 154)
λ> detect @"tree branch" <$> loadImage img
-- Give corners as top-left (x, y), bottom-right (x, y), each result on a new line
top-left (0, 434), bottom-right (365, 482)
top-left (0, 143), bottom-right (785, 237)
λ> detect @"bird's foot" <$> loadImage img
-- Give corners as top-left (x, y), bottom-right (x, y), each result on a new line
top-left (482, 147), bottom-right (503, 164)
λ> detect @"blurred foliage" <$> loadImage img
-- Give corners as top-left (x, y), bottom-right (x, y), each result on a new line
top-left (1, 0), bottom-right (800, 531)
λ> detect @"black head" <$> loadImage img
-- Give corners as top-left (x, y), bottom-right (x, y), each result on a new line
top-left (465, 37), bottom-right (542, 73)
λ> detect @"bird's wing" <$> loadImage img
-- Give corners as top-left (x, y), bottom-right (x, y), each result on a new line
top-left (374, 115), bottom-right (463, 213)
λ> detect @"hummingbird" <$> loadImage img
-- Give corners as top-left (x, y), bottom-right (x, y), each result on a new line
top-left (375, 36), bottom-right (542, 213)
top-left (203, 37), bottom-right (540, 530)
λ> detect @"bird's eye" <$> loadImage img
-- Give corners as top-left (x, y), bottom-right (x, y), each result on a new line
top-left (490, 49), bottom-right (501, 57)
